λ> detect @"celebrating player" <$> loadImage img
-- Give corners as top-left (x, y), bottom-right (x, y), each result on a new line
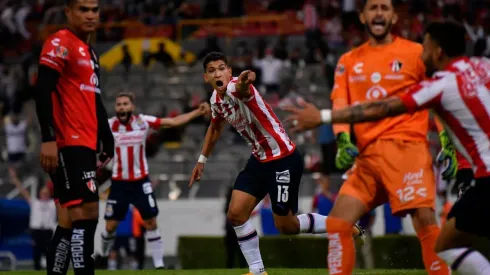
top-left (34, 0), bottom-right (113, 275)
top-left (189, 52), bottom-right (364, 275)
top-left (285, 20), bottom-right (490, 275)
top-left (100, 92), bottom-right (210, 269)
top-left (285, 0), bottom-right (451, 274)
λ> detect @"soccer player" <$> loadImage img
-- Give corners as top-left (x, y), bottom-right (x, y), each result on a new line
top-left (100, 92), bottom-right (210, 269)
top-left (34, 0), bottom-right (113, 275)
top-left (285, 20), bottom-right (490, 275)
top-left (189, 52), bottom-right (363, 275)
top-left (286, 0), bottom-right (451, 274)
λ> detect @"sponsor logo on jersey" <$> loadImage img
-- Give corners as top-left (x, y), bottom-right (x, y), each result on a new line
top-left (390, 60), bottom-right (403, 72)
top-left (276, 170), bottom-right (291, 183)
top-left (353, 62), bottom-right (364, 74)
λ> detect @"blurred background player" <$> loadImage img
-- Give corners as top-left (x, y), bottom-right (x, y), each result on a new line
top-left (285, 19), bottom-right (490, 275)
top-left (100, 91), bottom-right (210, 269)
top-left (9, 167), bottom-right (56, 271)
top-left (107, 205), bottom-right (138, 271)
top-left (34, 0), bottom-right (114, 275)
top-left (285, 0), bottom-right (450, 274)
top-left (189, 52), bottom-right (363, 275)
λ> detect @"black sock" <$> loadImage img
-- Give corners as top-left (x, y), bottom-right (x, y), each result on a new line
top-left (47, 226), bottom-right (72, 275)
top-left (71, 219), bottom-right (98, 275)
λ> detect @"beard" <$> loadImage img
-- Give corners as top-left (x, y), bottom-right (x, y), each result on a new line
top-left (424, 58), bottom-right (437, 78)
top-left (365, 21), bottom-right (393, 42)
top-left (117, 110), bottom-right (132, 123)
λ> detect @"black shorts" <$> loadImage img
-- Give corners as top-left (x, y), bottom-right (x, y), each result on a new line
top-left (52, 146), bottom-right (98, 207)
top-left (453, 168), bottom-right (474, 197)
top-left (112, 236), bottom-right (136, 255)
top-left (447, 176), bottom-right (490, 238)
top-left (321, 142), bottom-right (337, 175)
top-left (104, 177), bottom-right (159, 221)
top-left (233, 149), bottom-right (303, 216)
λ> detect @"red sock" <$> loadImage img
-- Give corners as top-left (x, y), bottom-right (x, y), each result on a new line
top-left (416, 225), bottom-right (451, 275)
top-left (326, 216), bottom-right (355, 275)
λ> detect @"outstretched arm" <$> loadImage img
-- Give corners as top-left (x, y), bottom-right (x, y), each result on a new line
top-left (331, 97), bottom-right (408, 124)
top-left (159, 103), bottom-right (210, 128)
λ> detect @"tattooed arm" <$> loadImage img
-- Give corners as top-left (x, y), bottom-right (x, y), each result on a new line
top-left (331, 97), bottom-right (408, 124)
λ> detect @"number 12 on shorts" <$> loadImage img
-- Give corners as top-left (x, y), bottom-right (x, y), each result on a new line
top-left (396, 186), bottom-right (427, 203)
top-left (277, 185), bottom-right (289, 203)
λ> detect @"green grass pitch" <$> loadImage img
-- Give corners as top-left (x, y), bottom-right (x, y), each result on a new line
top-left (8, 269), bottom-right (429, 275)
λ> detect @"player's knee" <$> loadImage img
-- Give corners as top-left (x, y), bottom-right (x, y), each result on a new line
top-left (226, 208), bottom-right (248, 227)
top-left (106, 220), bottom-right (118, 233)
top-left (274, 216), bottom-right (300, 235)
top-left (144, 218), bottom-right (157, 230)
top-left (70, 201), bottom-right (99, 221)
top-left (412, 207), bottom-right (437, 228)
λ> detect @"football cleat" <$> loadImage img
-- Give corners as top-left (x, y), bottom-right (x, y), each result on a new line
top-left (354, 223), bottom-right (366, 246)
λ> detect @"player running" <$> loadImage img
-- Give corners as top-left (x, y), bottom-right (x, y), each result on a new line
top-left (286, 0), bottom-right (450, 274)
top-left (189, 52), bottom-right (363, 275)
top-left (100, 92), bottom-right (210, 269)
top-left (34, 0), bottom-right (113, 275)
top-left (285, 20), bottom-right (490, 275)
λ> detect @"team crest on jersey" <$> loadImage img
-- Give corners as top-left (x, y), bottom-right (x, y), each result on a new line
top-left (335, 64), bottom-right (345, 75)
top-left (86, 179), bottom-right (97, 193)
top-left (55, 46), bottom-right (69, 59)
top-left (136, 117), bottom-right (146, 128)
top-left (390, 60), bottom-right (403, 72)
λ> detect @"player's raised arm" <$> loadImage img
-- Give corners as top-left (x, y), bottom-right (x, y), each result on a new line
top-left (234, 70), bottom-right (256, 99)
top-left (159, 102), bottom-right (210, 128)
top-left (189, 116), bottom-right (226, 187)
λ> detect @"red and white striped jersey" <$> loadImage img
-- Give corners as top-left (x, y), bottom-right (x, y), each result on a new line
top-left (210, 77), bottom-right (295, 162)
top-left (400, 57), bottom-right (490, 178)
top-left (109, 115), bottom-right (161, 181)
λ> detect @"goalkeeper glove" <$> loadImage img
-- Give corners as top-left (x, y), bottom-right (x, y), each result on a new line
top-left (436, 130), bottom-right (458, 181)
top-left (335, 132), bottom-right (359, 170)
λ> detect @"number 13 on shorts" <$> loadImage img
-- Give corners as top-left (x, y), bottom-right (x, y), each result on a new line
top-left (277, 185), bottom-right (289, 203)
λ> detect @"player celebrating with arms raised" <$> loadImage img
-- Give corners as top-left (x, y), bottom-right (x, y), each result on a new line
top-left (35, 0), bottom-right (113, 275)
top-left (100, 92), bottom-right (210, 269)
top-left (288, 0), bottom-right (450, 274)
top-left (189, 52), bottom-right (363, 275)
top-left (286, 20), bottom-right (490, 275)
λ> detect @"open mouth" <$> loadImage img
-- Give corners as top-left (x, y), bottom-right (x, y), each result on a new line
top-left (371, 18), bottom-right (386, 32)
top-left (216, 80), bottom-right (224, 87)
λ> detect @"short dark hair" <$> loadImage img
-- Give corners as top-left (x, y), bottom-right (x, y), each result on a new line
top-left (362, 0), bottom-right (395, 9)
top-left (425, 20), bottom-right (466, 57)
top-left (65, 0), bottom-right (76, 6)
top-left (202, 52), bottom-right (228, 71)
top-left (116, 91), bottom-right (135, 102)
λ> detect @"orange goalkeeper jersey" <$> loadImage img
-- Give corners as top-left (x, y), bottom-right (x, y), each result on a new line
top-left (331, 37), bottom-right (429, 151)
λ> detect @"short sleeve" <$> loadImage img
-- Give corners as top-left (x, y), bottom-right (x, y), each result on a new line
top-left (331, 54), bottom-right (349, 102)
top-left (399, 78), bottom-right (445, 113)
top-left (39, 35), bottom-right (71, 73)
top-left (140, 115), bottom-right (161, 129)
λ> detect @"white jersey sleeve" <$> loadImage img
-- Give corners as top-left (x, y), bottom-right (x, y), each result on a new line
top-left (140, 114), bottom-right (161, 130)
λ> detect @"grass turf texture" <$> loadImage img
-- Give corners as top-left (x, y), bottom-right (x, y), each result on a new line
top-left (8, 269), bottom-right (430, 275)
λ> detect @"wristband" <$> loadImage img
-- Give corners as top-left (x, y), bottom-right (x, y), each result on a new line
top-left (320, 109), bottom-right (332, 124)
top-left (198, 154), bottom-right (208, 164)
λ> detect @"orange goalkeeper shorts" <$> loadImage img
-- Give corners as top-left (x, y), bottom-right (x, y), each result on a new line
top-left (339, 139), bottom-right (436, 216)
